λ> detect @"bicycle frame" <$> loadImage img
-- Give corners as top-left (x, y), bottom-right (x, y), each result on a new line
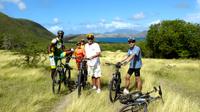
top-left (119, 86), bottom-right (163, 112)
top-left (77, 58), bottom-right (89, 97)
top-left (106, 62), bottom-right (122, 102)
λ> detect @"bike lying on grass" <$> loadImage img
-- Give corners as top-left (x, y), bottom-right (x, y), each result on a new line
top-left (52, 56), bottom-right (73, 94)
top-left (119, 86), bottom-right (164, 112)
top-left (105, 62), bottom-right (122, 102)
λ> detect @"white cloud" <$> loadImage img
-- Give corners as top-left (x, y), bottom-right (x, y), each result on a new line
top-left (48, 25), bottom-right (63, 34)
top-left (83, 19), bottom-right (141, 32)
top-left (198, 0), bottom-right (200, 6)
top-left (0, 0), bottom-right (26, 11)
top-left (132, 12), bottom-right (145, 20)
top-left (185, 13), bottom-right (200, 23)
top-left (53, 18), bottom-right (59, 24)
top-left (113, 17), bottom-right (123, 22)
top-left (149, 20), bottom-right (161, 26)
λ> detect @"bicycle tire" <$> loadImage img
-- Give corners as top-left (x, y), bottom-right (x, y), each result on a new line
top-left (52, 70), bottom-right (61, 94)
top-left (77, 73), bottom-right (82, 97)
top-left (119, 103), bottom-right (144, 112)
top-left (65, 65), bottom-right (71, 80)
top-left (109, 78), bottom-right (118, 102)
top-left (82, 69), bottom-right (87, 89)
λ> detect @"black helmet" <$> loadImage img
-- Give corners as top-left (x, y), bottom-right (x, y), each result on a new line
top-left (128, 37), bottom-right (136, 43)
top-left (57, 30), bottom-right (64, 35)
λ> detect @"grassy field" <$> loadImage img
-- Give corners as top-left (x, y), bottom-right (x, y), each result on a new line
top-left (0, 50), bottom-right (200, 112)
top-left (0, 50), bottom-right (62, 112)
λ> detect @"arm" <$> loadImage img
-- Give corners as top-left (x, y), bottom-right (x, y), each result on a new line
top-left (48, 43), bottom-right (54, 54)
top-left (90, 52), bottom-right (100, 59)
top-left (90, 43), bottom-right (101, 59)
top-left (121, 47), bottom-right (140, 65)
top-left (120, 55), bottom-right (129, 63)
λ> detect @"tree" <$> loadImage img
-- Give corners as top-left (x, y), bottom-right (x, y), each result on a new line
top-left (146, 20), bottom-right (200, 58)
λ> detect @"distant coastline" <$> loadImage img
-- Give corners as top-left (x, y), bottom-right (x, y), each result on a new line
top-left (95, 37), bottom-right (145, 43)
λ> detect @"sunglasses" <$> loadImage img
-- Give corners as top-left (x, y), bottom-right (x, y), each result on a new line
top-left (87, 38), bottom-right (93, 40)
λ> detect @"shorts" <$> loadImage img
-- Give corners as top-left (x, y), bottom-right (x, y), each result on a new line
top-left (88, 64), bottom-right (101, 78)
top-left (127, 68), bottom-right (141, 77)
top-left (49, 52), bottom-right (66, 69)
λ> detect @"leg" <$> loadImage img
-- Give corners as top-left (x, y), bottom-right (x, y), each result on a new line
top-left (96, 77), bottom-right (101, 89)
top-left (135, 68), bottom-right (142, 91)
top-left (135, 76), bottom-right (142, 91)
top-left (125, 74), bottom-right (131, 89)
top-left (51, 69), bottom-right (56, 80)
top-left (92, 76), bottom-right (95, 87)
top-left (125, 68), bottom-right (134, 89)
top-left (134, 78), bottom-right (137, 89)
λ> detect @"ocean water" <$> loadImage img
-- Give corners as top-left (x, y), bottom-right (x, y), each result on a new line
top-left (95, 37), bottom-right (145, 43)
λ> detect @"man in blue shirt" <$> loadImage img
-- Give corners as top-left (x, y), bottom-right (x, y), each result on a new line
top-left (118, 37), bottom-right (142, 94)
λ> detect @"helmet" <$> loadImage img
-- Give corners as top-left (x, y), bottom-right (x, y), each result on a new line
top-left (86, 33), bottom-right (94, 39)
top-left (128, 37), bottom-right (136, 43)
top-left (57, 30), bottom-right (64, 35)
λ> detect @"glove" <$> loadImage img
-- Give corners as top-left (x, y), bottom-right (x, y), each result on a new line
top-left (116, 62), bottom-right (122, 67)
top-left (70, 48), bottom-right (74, 52)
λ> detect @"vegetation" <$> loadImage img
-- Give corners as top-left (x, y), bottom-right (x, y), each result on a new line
top-left (1, 50), bottom-right (199, 112)
top-left (146, 20), bottom-right (200, 58)
top-left (64, 51), bottom-right (200, 112)
top-left (0, 12), bottom-right (55, 66)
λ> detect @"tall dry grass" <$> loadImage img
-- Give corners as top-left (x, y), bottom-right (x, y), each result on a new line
top-left (0, 50), bottom-right (61, 112)
top-left (65, 51), bottom-right (200, 112)
top-left (0, 50), bottom-right (199, 112)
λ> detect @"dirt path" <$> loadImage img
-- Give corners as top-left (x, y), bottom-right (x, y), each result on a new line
top-left (51, 91), bottom-right (75, 112)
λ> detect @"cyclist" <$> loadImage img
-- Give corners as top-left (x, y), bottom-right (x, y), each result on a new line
top-left (84, 34), bottom-right (102, 93)
top-left (118, 37), bottom-right (142, 94)
top-left (48, 30), bottom-right (73, 81)
top-left (74, 41), bottom-right (85, 70)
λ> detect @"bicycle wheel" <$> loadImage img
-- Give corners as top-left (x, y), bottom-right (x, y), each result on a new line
top-left (65, 65), bottom-right (71, 80)
top-left (64, 68), bottom-right (70, 86)
top-left (109, 77), bottom-right (118, 102)
top-left (52, 70), bottom-right (61, 94)
top-left (82, 69), bottom-right (88, 89)
top-left (77, 72), bottom-right (82, 97)
top-left (119, 103), bottom-right (145, 112)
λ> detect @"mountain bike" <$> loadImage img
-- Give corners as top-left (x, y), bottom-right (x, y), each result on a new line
top-left (119, 86), bottom-right (164, 112)
top-left (52, 56), bottom-right (72, 94)
top-left (105, 62), bottom-right (122, 102)
top-left (77, 58), bottom-right (89, 97)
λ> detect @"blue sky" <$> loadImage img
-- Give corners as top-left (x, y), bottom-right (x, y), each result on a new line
top-left (0, 0), bottom-right (200, 34)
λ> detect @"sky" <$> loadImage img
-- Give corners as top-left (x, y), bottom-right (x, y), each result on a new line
top-left (0, 0), bottom-right (200, 34)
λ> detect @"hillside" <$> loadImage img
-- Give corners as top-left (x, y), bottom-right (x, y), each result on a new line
top-left (0, 12), bottom-right (54, 50)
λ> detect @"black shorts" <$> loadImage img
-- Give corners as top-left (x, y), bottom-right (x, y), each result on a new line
top-left (127, 68), bottom-right (141, 77)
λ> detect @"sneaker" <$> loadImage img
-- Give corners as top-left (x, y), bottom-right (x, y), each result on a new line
top-left (96, 88), bottom-right (101, 93)
top-left (123, 88), bottom-right (129, 94)
top-left (92, 86), bottom-right (96, 90)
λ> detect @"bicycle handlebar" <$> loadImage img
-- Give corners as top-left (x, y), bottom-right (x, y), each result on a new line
top-left (105, 62), bottom-right (122, 68)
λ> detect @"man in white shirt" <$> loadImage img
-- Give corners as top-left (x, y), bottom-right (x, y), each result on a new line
top-left (84, 34), bottom-right (101, 93)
